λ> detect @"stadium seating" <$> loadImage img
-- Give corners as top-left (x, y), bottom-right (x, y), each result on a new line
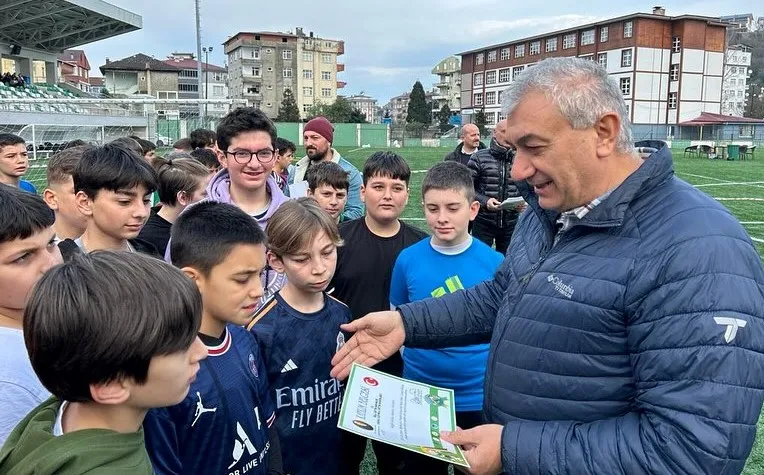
top-left (0, 83), bottom-right (81, 114)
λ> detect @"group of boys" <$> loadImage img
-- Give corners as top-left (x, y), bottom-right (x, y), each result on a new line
top-left (0, 107), bottom-right (503, 475)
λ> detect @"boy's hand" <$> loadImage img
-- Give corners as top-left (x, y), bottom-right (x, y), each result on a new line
top-left (441, 424), bottom-right (503, 475)
top-left (330, 311), bottom-right (405, 380)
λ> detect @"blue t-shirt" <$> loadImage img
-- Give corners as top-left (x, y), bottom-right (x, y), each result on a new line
top-left (19, 180), bottom-right (36, 194)
top-left (390, 237), bottom-right (503, 412)
top-left (144, 325), bottom-right (275, 475)
top-left (248, 292), bottom-right (350, 475)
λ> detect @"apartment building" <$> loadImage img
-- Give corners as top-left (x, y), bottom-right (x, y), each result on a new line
top-left (57, 49), bottom-right (91, 91)
top-left (347, 93), bottom-right (378, 123)
top-left (459, 8), bottom-right (728, 138)
top-left (100, 53), bottom-right (179, 98)
top-left (224, 27), bottom-right (344, 119)
top-left (164, 52), bottom-right (228, 117)
top-left (720, 13), bottom-right (756, 33)
top-left (722, 45), bottom-right (752, 116)
top-left (431, 55), bottom-right (461, 112)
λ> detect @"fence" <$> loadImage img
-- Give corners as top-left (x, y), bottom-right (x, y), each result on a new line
top-left (273, 122), bottom-right (389, 148)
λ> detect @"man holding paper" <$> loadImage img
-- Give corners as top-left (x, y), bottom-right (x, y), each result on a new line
top-left (332, 57), bottom-right (764, 475)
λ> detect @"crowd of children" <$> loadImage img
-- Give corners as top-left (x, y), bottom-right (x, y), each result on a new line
top-left (0, 107), bottom-right (504, 474)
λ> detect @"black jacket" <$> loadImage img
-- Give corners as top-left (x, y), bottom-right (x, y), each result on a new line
top-left (467, 137), bottom-right (520, 229)
top-left (443, 141), bottom-right (486, 166)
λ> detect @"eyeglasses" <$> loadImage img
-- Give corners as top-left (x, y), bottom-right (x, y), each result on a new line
top-left (225, 148), bottom-right (275, 164)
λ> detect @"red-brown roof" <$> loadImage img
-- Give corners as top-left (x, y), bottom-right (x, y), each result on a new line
top-left (678, 112), bottom-right (764, 126)
top-left (163, 58), bottom-right (226, 73)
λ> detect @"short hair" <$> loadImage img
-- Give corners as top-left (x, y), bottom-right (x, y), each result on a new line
top-left (0, 133), bottom-right (25, 150)
top-left (129, 135), bottom-right (157, 154)
top-left (189, 129), bottom-right (216, 149)
top-left (109, 137), bottom-right (143, 157)
top-left (216, 107), bottom-right (277, 154)
top-left (190, 148), bottom-right (220, 170)
top-left (275, 137), bottom-right (296, 155)
top-left (24, 251), bottom-right (202, 402)
top-left (173, 138), bottom-right (192, 151)
top-left (0, 185), bottom-right (54, 245)
top-left (362, 151), bottom-right (411, 185)
top-left (163, 151), bottom-right (193, 161)
top-left (63, 139), bottom-right (88, 149)
top-left (266, 197), bottom-right (343, 257)
top-left (46, 145), bottom-right (91, 186)
top-left (421, 161), bottom-right (475, 201)
top-left (171, 201), bottom-right (266, 275)
top-left (154, 157), bottom-right (211, 206)
top-left (501, 57), bottom-right (634, 153)
top-left (74, 143), bottom-right (158, 199)
top-left (306, 161), bottom-right (349, 192)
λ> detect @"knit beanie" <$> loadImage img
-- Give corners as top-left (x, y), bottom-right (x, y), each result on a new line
top-left (304, 117), bottom-right (334, 144)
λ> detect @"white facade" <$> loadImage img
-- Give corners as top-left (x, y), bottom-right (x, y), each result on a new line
top-left (722, 47), bottom-right (752, 116)
top-left (348, 94), bottom-right (378, 123)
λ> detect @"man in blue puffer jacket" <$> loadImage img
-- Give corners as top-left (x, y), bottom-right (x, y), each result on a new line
top-left (332, 57), bottom-right (764, 475)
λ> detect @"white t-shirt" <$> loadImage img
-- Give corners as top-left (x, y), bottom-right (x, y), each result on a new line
top-left (0, 327), bottom-right (50, 444)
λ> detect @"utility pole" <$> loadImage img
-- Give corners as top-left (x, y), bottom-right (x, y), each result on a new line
top-left (203, 46), bottom-right (212, 120)
top-left (194, 0), bottom-right (204, 124)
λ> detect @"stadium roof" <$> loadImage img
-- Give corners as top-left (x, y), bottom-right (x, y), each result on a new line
top-left (0, 0), bottom-right (141, 53)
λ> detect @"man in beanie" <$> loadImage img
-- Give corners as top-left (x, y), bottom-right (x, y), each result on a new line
top-left (289, 117), bottom-right (364, 220)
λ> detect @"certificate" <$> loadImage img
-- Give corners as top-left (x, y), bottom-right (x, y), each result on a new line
top-left (337, 364), bottom-right (469, 468)
top-left (499, 196), bottom-right (525, 210)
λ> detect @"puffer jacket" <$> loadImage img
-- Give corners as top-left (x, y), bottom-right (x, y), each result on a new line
top-left (467, 137), bottom-right (520, 229)
top-left (399, 142), bottom-right (764, 474)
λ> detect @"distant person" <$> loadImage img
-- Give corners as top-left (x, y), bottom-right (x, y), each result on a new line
top-left (0, 133), bottom-right (37, 193)
top-left (173, 138), bottom-right (193, 153)
top-left (444, 124), bottom-right (485, 166)
top-left (109, 136), bottom-right (144, 157)
top-left (288, 117), bottom-right (364, 220)
top-left (62, 139), bottom-right (88, 149)
top-left (305, 161), bottom-right (349, 223)
top-left (43, 146), bottom-right (90, 241)
top-left (190, 147), bottom-right (221, 173)
top-left (189, 128), bottom-right (217, 150)
top-left (129, 135), bottom-right (158, 162)
top-left (271, 137), bottom-right (296, 192)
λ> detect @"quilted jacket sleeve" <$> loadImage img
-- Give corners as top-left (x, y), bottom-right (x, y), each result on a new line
top-left (500, 228), bottom-right (764, 474)
top-left (467, 152), bottom-right (490, 207)
top-left (398, 256), bottom-right (511, 348)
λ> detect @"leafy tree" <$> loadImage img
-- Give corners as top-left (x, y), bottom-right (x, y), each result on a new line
top-left (326, 96), bottom-right (353, 123)
top-left (473, 109), bottom-right (487, 137)
top-left (276, 88), bottom-right (300, 122)
top-left (349, 108), bottom-right (367, 123)
top-left (406, 81), bottom-right (430, 124)
top-left (437, 103), bottom-right (452, 132)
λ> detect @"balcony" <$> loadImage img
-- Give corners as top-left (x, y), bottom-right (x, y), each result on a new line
top-left (337, 63), bottom-right (345, 72)
top-left (240, 56), bottom-right (262, 63)
top-left (337, 41), bottom-right (345, 55)
top-left (337, 81), bottom-right (346, 89)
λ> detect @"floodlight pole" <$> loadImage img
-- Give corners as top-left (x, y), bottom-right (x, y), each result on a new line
top-left (194, 0), bottom-right (204, 123)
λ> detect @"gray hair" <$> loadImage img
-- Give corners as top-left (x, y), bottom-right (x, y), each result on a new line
top-left (501, 57), bottom-right (634, 153)
top-left (163, 151), bottom-right (194, 160)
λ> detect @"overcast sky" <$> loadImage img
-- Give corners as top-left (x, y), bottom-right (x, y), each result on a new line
top-left (85, 0), bottom-right (762, 104)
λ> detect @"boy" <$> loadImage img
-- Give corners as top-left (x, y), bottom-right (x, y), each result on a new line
top-left (189, 128), bottom-right (216, 150)
top-left (190, 147), bottom-right (221, 173)
top-left (129, 135), bottom-right (158, 162)
top-left (389, 161), bottom-right (503, 474)
top-left (248, 198), bottom-right (349, 475)
top-left (42, 145), bottom-right (90, 241)
top-left (70, 143), bottom-right (158, 256)
top-left (0, 133), bottom-right (36, 193)
top-left (0, 186), bottom-right (60, 445)
top-left (306, 161), bottom-right (349, 223)
top-left (328, 151), bottom-right (427, 474)
top-left (0, 251), bottom-right (208, 474)
top-left (144, 201), bottom-right (283, 475)
top-left (271, 137), bottom-right (295, 192)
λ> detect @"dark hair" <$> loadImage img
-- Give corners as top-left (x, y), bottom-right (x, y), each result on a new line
top-left (171, 201), bottom-right (266, 275)
top-left (0, 133), bottom-right (25, 150)
top-left (189, 129), bottom-right (216, 150)
top-left (109, 137), bottom-right (143, 157)
top-left (63, 139), bottom-right (88, 149)
top-left (74, 143), bottom-right (158, 198)
top-left (173, 138), bottom-right (192, 151)
top-left (154, 157), bottom-right (211, 206)
top-left (24, 251), bottom-right (202, 402)
top-left (216, 107), bottom-right (277, 154)
top-left (0, 185), bottom-right (54, 244)
top-left (190, 148), bottom-right (220, 170)
top-left (129, 135), bottom-right (157, 154)
top-left (46, 145), bottom-right (92, 185)
top-left (362, 151), bottom-right (411, 185)
top-left (306, 161), bottom-right (349, 192)
top-left (266, 197), bottom-right (342, 257)
top-left (275, 137), bottom-right (296, 155)
top-left (421, 161), bottom-right (475, 201)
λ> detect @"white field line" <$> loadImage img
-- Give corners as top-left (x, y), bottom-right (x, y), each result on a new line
top-left (713, 198), bottom-right (764, 202)
top-left (694, 181), bottom-right (764, 187)
top-left (751, 237), bottom-right (764, 244)
top-left (680, 172), bottom-right (731, 183)
top-left (740, 222), bottom-right (764, 225)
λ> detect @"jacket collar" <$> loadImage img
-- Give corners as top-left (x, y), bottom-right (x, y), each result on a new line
top-left (488, 137), bottom-right (513, 161)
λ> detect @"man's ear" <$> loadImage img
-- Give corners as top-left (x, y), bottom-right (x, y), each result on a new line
top-left (89, 378), bottom-right (131, 406)
top-left (75, 191), bottom-right (93, 217)
top-left (595, 112), bottom-right (621, 158)
top-left (42, 188), bottom-right (58, 210)
top-left (267, 251), bottom-right (285, 274)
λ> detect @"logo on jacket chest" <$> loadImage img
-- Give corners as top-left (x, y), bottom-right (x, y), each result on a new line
top-left (547, 274), bottom-right (574, 299)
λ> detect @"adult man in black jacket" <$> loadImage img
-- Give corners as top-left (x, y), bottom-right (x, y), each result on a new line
top-left (444, 124), bottom-right (485, 165)
top-left (467, 119), bottom-right (522, 254)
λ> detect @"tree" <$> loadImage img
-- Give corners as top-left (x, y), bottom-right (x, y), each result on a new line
top-left (349, 108), bottom-right (367, 123)
top-left (437, 104), bottom-right (452, 132)
top-left (406, 81), bottom-right (430, 125)
top-left (100, 87), bottom-right (111, 98)
top-left (276, 88), bottom-right (300, 122)
top-left (473, 109), bottom-right (488, 137)
top-left (326, 96), bottom-right (353, 123)
top-left (306, 100), bottom-right (329, 120)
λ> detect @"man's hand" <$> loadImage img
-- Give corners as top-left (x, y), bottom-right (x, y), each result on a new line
top-left (330, 311), bottom-right (405, 380)
top-left (486, 198), bottom-right (501, 211)
top-left (514, 202), bottom-right (527, 213)
top-left (441, 424), bottom-right (503, 475)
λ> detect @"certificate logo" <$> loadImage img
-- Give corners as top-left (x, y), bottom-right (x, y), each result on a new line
top-left (424, 394), bottom-right (448, 407)
top-left (353, 419), bottom-right (374, 431)
top-left (363, 376), bottom-right (379, 387)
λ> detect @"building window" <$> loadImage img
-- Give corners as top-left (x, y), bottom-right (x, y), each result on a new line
top-left (303, 87), bottom-right (313, 96)
top-left (180, 69), bottom-right (198, 78)
top-left (668, 92), bottom-right (677, 109)
top-left (303, 52), bottom-right (313, 61)
top-left (621, 49), bottom-right (632, 68)
top-left (485, 111), bottom-right (496, 125)
top-left (321, 71), bottom-right (331, 80)
top-left (474, 73), bottom-right (483, 86)
top-left (672, 36), bottom-right (681, 53)
top-left (500, 48), bottom-right (510, 61)
top-left (474, 92), bottom-right (483, 106)
top-left (283, 68), bottom-right (293, 78)
top-left (740, 125), bottom-right (754, 137)
top-left (581, 29), bottom-right (595, 45)
top-left (475, 53), bottom-right (484, 65)
top-left (487, 50), bottom-right (497, 62)
top-left (546, 37), bottom-right (558, 52)
top-left (322, 53), bottom-right (332, 63)
top-left (303, 69), bottom-right (313, 79)
top-left (321, 88), bottom-right (332, 97)
top-left (213, 85), bottom-right (224, 95)
top-left (598, 52), bottom-right (607, 68)
top-left (620, 77), bottom-right (631, 95)
top-left (324, 41), bottom-right (333, 48)
top-left (623, 20), bottom-right (633, 38)
top-left (515, 44), bottom-right (525, 58)
top-left (563, 33), bottom-right (576, 49)
top-left (529, 41), bottom-right (540, 55)
top-left (670, 64), bottom-right (679, 81)
top-left (485, 91), bottom-right (497, 105)
top-left (485, 71), bottom-right (496, 85)
top-left (303, 104), bottom-right (311, 114)
top-left (305, 39), bottom-right (313, 47)
top-left (512, 66), bottom-right (524, 79)
top-left (730, 78), bottom-right (737, 86)
top-left (282, 50), bottom-right (292, 60)
top-left (499, 68), bottom-right (511, 82)
top-left (251, 67), bottom-right (261, 77)
top-left (246, 85), bottom-right (260, 94)
top-left (178, 84), bottom-right (198, 92)
top-left (600, 26), bottom-right (609, 42)
top-left (579, 54), bottom-right (594, 61)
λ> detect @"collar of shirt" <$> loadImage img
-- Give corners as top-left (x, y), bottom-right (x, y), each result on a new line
top-left (556, 189), bottom-right (614, 234)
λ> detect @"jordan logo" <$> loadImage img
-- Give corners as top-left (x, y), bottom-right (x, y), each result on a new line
top-left (228, 422), bottom-right (257, 469)
top-left (191, 392), bottom-right (217, 427)
top-left (281, 359), bottom-right (298, 373)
